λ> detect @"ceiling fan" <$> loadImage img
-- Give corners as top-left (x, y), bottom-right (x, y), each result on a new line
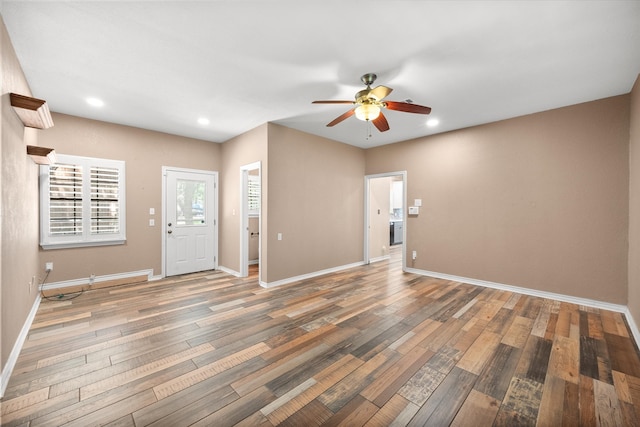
top-left (312, 73), bottom-right (431, 132)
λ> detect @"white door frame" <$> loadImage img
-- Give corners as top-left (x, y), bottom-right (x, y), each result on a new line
top-left (240, 161), bottom-right (261, 279)
top-left (162, 166), bottom-right (219, 277)
top-left (364, 171), bottom-right (407, 270)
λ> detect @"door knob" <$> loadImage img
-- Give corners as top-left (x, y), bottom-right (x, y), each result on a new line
top-left (168, 230), bottom-right (172, 234)
top-left (168, 222), bottom-right (172, 227)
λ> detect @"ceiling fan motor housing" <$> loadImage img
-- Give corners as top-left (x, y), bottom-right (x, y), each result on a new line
top-left (361, 73), bottom-right (377, 86)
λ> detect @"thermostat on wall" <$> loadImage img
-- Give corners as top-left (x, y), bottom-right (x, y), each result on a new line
top-left (408, 206), bottom-right (419, 215)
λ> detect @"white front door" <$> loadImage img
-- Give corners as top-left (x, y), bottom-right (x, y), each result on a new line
top-left (165, 168), bottom-right (217, 276)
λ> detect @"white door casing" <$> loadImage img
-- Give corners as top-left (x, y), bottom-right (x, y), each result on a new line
top-left (364, 171), bottom-right (406, 269)
top-left (164, 167), bottom-right (218, 277)
top-left (240, 161), bottom-right (261, 278)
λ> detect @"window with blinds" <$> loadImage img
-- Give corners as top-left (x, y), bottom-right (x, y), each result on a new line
top-left (248, 174), bottom-right (260, 216)
top-left (40, 154), bottom-right (126, 249)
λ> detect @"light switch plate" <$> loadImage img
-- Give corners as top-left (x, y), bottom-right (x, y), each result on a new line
top-left (414, 199), bottom-right (422, 207)
top-left (408, 206), bottom-right (419, 215)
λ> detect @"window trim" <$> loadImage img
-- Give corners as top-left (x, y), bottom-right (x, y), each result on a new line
top-left (40, 154), bottom-right (126, 250)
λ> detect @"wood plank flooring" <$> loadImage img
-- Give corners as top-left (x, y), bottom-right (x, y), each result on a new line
top-left (3, 250), bottom-right (640, 426)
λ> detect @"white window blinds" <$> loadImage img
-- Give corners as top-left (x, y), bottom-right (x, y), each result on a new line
top-left (48, 164), bottom-right (83, 236)
top-left (40, 154), bottom-right (126, 249)
top-left (90, 166), bottom-right (120, 234)
top-left (248, 174), bottom-right (260, 215)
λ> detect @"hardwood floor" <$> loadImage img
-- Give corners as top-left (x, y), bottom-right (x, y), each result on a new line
top-left (3, 250), bottom-right (640, 426)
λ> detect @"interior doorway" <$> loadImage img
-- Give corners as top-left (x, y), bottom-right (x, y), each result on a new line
top-left (364, 171), bottom-right (406, 269)
top-left (240, 161), bottom-right (261, 279)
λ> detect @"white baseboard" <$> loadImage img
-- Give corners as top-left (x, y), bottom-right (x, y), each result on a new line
top-left (1, 294), bottom-right (41, 399)
top-left (405, 267), bottom-right (640, 345)
top-left (218, 265), bottom-right (240, 277)
top-left (623, 307), bottom-right (640, 350)
top-left (40, 269), bottom-right (154, 291)
top-left (249, 259), bottom-right (259, 266)
top-left (260, 261), bottom-right (365, 288)
top-left (369, 255), bottom-right (391, 264)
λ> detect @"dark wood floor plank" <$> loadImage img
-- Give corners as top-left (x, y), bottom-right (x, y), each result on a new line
top-left (605, 332), bottom-right (640, 377)
top-left (520, 335), bottom-right (553, 383)
top-left (474, 342), bottom-right (522, 401)
top-left (190, 385), bottom-right (275, 427)
top-left (405, 366), bottom-right (477, 426)
top-left (361, 344), bottom-right (435, 407)
top-left (318, 348), bottom-right (398, 412)
top-left (277, 399), bottom-right (333, 427)
top-left (322, 394), bottom-right (378, 427)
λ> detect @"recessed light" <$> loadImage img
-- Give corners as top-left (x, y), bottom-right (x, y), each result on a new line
top-left (426, 118), bottom-right (439, 127)
top-left (197, 117), bottom-right (210, 126)
top-left (86, 97), bottom-right (104, 107)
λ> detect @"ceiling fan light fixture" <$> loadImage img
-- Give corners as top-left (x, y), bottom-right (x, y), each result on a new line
top-left (355, 104), bottom-right (380, 121)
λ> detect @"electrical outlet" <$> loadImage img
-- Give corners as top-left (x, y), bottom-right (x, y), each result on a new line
top-left (45, 262), bottom-right (53, 272)
top-left (412, 250), bottom-right (417, 260)
top-left (89, 274), bottom-right (96, 285)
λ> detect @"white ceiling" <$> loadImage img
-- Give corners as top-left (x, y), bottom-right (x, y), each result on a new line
top-left (2, 1), bottom-right (639, 148)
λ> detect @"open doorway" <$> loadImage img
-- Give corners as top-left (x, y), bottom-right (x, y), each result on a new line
top-left (240, 161), bottom-right (261, 279)
top-left (364, 171), bottom-right (406, 269)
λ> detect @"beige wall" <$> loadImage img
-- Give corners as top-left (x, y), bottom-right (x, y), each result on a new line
top-left (366, 95), bottom-right (630, 304)
top-left (266, 124), bottom-right (365, 283)
top-left (629, 75), bottom-right (640, 323)
top-left (369, 176), bottom-right (391, 260)
top-left (37, 113), bottom-right (221, 282)
top-left (1, 16), bottom-right (40, 376)
top-left (219, 123), bottom-right (268, 277)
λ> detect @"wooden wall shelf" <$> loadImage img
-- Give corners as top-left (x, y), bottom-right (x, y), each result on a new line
top-left (10, 93), bottom-right (54, 129)
top-left (27, 145), bottom-right (56, 165)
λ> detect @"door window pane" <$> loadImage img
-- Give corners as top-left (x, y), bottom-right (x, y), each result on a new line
top-left (176, 179), bottom-right (206, 226)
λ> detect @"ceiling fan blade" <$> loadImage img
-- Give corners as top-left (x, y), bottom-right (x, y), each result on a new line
top-left (384, 101), bottom-right (432, 114)
top-left (326, 109), bottom-right (355, 127)
top-left (312, 100), bottom-right (355, 105)
top-left (369, 85), bottom-right (393, 100)
top-left (372, 112), bottom-right (390, 132)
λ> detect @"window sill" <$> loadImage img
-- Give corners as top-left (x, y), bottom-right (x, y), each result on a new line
top-left (40, 239), bottom-right (126, 250)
